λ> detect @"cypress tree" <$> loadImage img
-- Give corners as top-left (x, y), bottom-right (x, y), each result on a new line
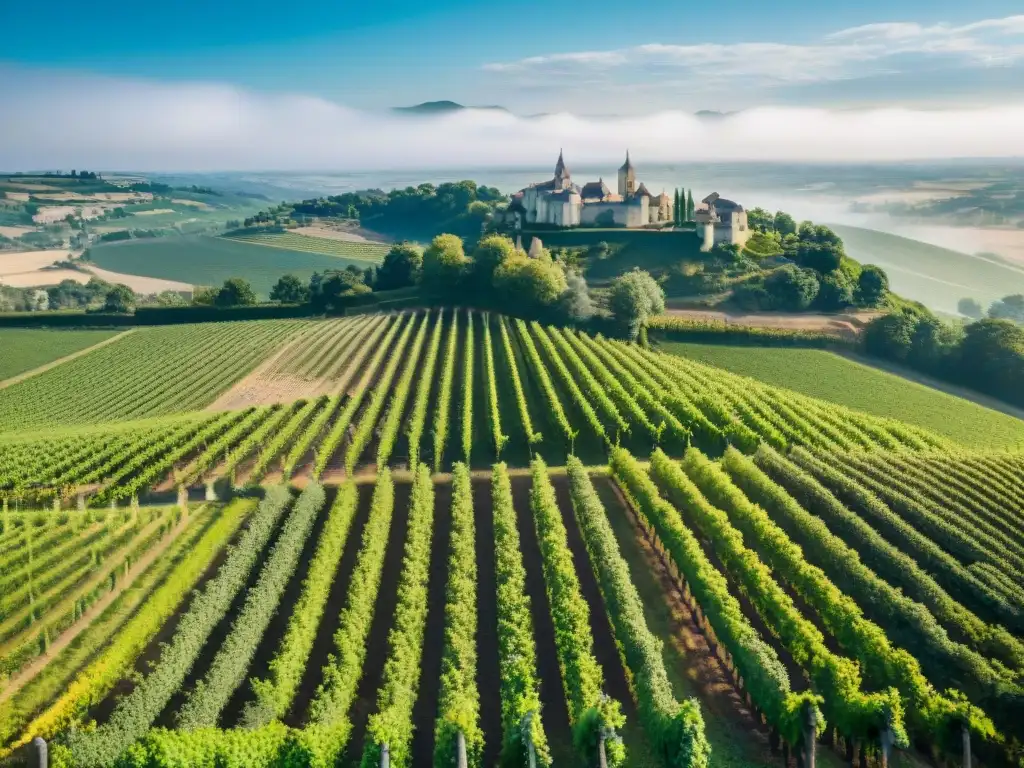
top-left (686, 189), bottom-right (695, 221)
top-left (673, 188), bottom-right (681, 225)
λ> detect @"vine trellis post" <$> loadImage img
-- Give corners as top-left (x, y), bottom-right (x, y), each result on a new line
top-left (457, 730), bottom-right (468, 768)
top-left (32, 736), bottom-right (47, 768)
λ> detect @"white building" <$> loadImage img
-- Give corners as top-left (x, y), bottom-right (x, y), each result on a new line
top-left (508, 151), bottom-right (672, 228)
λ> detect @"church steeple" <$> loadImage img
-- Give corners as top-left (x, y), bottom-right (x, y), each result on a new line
top-left (554, 149), bottom-right (569, 179)
top-left (617, 149), bottom-right (637, 198)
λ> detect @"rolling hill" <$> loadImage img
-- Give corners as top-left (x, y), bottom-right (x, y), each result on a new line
top-left (831, 224), bottom-right (1024, 314)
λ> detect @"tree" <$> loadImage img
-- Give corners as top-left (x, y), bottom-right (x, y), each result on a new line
top-left (608, 269), bottom-right (665, 340)
top-left (192, 286), bottom-right (219, 306)
top-left (215, 278), bottom-right (257, 307)
top-left (747, 207), bottom-right (774, 232)
top-left (309, 269), bottom-right (368, 312)
top-left (29, 289), bottom-right (50, 312)
top-left (988, 294), bottom-right (1024, 323)
top-left (270, 274), bottom-right (309, 304)
top-left (958, 319), bottom-right (1024, 405)
top-left (856, 264), bottom-right (890, 306)
top-left (958, 297), bottom-right (984, 319)
top-left (773, 211), bottom-right (797, 237)
top-left (686, 189), bottom-right (695, 221)
top-left (560, 271), bottom-right (595, 322)
top-left (907, 313), bottom-right (962, 373)
top-left (674, 189), bottom-right (682, 226)
top-left (422, 233), bottom-right (468, 293)
top-left (864, 310), bottom-right (918, 363)
top-left (815, 270), bottom-right (855, 310)
top-left (156, 290), bottom-right (187, 307)
top-left (492, 248), bottom-right (567, 310)
top-left (797, 242), bottom-right (843, 274)
top-left (595, 209), bottom-right (617, 227)
top-left (104, 284), bottom-right (135, 314)
top-left (471, 234), bottom-right (517, 287)
top-left (374, 242), bottom-right (424, 291)
top-left (763, 266), bottom-right (820, 311)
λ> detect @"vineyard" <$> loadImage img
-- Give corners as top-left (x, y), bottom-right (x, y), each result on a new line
top-left (223, 232), bottom-right (390, 262)
top-left (0, 308), bottom-right (1021, 768)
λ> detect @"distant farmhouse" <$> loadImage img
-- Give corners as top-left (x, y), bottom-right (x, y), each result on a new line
top-left (501, 151), bottom-right (750, 250)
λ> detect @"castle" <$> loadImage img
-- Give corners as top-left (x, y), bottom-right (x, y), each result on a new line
top-left (695, 192), bottom-right (750, 250)
top-left (502, 152), bottom-right (750, 249)
top-left (506, 151), bottom-right (672, 228)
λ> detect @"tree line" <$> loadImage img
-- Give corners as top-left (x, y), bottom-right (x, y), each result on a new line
top-left (240, 180), bottom-right (507, 240)
top-left (864, 305), bottom-right (1024, 408)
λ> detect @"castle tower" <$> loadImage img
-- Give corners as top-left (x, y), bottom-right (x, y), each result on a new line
top-left (554, 149), bottom-right (570, 190)
top-left (617, 151), bottom-right (636, 198)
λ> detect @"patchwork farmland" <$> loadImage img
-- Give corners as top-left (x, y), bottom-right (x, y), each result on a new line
top-left (0, 309), bottom-right (1021, 768)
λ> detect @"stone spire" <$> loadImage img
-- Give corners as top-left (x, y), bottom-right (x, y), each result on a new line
top-left (554, 149), bottom-right (569, 179)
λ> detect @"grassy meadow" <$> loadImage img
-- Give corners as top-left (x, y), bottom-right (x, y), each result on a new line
top-left (831, 224), bottom-right (1024, 314)
top-left (90, 235), bottom-right (379, 298)
top-left (662, 341), bottom-right (1024, 448)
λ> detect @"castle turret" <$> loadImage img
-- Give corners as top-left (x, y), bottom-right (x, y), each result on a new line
top-left (617, 150), bottom-right (636, 198)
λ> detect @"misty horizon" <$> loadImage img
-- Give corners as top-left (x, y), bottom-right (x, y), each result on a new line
top-left (3, 68), bottom-right (1024, 172)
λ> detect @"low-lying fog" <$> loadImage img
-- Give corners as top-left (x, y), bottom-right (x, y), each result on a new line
top-left (2, 70), bottom-right (1024, 171)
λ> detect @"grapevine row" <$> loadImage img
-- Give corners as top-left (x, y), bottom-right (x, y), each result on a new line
top-left (177, 484), bottom-right (326, 728)
top-left (362, 464), bottom-right (435, 768)
top-left (529, 456), bottom-right (624, 766)
top-left (434, 463), bottom-right (483, 766)
top-left (58, 490), bottom-right (290, 767)
top-left (250, 482), bottom-right (360, 721)
top-left (566, 456), bottom-right (708, 768)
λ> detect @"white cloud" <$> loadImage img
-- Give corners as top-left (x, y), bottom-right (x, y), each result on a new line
top-left (484, 13), bottom-right (1024, 93)
top-left (2, 69), bottom-right (1024, 170)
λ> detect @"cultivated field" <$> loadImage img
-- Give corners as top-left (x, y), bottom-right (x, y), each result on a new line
top-left (0, 309), bottom-right (1021, 768)
top-left (0, 330), bottom-right (120, 383)
top-left (0, 320), bottom-right (309, 433)
top-left (662, 342), bottom-right (1024, 448)
top-left (223, 231), bottom-right (390, 261)
top-left (90, 236), bottom-right (381, 298)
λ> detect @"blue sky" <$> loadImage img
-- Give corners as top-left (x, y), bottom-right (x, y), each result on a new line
top-left (2, 2), bottom-right (1023, 169)
top-left (3, 0), bottom-right (1024, 112)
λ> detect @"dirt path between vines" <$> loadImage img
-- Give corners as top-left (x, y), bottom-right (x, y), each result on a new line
top-left (0, 330), bottom-right (134, 390)
top-left (0, 506), bottom-right (196, 704)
